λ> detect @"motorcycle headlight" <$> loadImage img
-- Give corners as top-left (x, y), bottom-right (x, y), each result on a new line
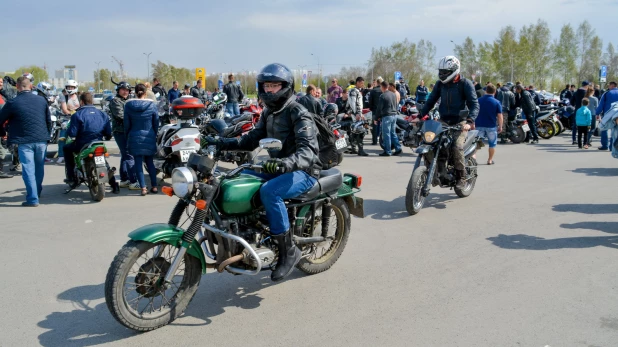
top-left (171, 167), bottom-right (197, 198)
top-left (423, 131), bottom-right (436, 143)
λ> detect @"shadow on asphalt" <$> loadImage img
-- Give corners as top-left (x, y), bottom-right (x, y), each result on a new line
top-left (486, 234), bottom-right (618, 250)
top-left (37, 272), bottom-right (303, 346)
top-left (552, 204), bottom-right (618, 214)
top-left (560, 221), bottom-right (618, 234)
top-left (568, 167), bottom-right (618, 176)
top-left (364, 193), bottom-right (454, 220)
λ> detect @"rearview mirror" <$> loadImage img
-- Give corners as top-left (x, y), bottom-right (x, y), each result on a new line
top-left (259, 138), bottom-right (282, 150)
top-left (459, 110), bottom-right (469, 118)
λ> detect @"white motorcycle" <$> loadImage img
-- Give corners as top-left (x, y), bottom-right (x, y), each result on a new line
top-left (152, 96), bottom-right (204, 178)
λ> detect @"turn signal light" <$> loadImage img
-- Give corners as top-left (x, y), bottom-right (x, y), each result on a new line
top-left (88, 154), bottom-right (93, 158)
top-left (345, 173), bottom-right (363, 188)
top-left (195, 200), bottom-right (207, 210)
top-left (161, 186), bottom-right (174, 197)
top-left (105, 153), bottom-right (110, 157)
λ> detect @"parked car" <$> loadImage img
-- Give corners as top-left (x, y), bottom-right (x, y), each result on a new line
top-left (93, 93), bottom-right (104, 106)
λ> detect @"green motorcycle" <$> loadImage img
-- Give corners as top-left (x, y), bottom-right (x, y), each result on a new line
top-left (104, 138), bottom-right (364, 331)
top-left (64, 135), bottom-right (117, 201)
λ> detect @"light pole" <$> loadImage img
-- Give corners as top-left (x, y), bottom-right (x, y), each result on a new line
top-left (311, 53), bottom-right (320, 91)
top-left (95, 61), bottom-right (101, 92)
top-left (298, 65), bottom-right (308, 92)
top-left (143, 52), bottom-right (152, 80)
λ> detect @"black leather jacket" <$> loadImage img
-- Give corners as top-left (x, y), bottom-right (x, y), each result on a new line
top-left (298, 94), bottom-right (324, 118)
top-left (224, 96), bottom-right (321, 177)
top-left (422, 77), bottom-right (480, 125)
top-left (109, 95), bottom-right (128, 133)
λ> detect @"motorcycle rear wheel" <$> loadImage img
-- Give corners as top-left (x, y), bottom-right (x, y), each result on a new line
top-left (88, 166), bottom-right (105, 201)
top-left (337, 152), bottom-right (344, 165)
top-left (454, 157), bottom-right (477, 198)
top-left (555, 120), bottom-right (565, 135)
top-left (105, 240), bottom-right (201, 332)
top-left (296, 198), bottom-right (351, 274)
top-left (510, 128), bottom-right (525, 144)
top-left (405, 166), bottom-right (428, 215)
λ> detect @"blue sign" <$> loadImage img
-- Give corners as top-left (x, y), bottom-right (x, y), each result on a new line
top-left (600, 65), bottom-right (607, 82)
top-left (302, 73), bottom-right (307, 87)
top-left (88, 87), bottom-right (94, 92)
top-left (236, 81), bottom-right (241, 86)
top-left (394, 71), bottom-right (402, 82)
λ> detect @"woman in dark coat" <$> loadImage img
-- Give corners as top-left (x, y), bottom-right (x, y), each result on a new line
top-left (124, 83), bottom-right (159, 195)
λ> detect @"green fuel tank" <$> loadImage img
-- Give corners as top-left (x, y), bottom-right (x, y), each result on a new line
top-left (216, 174), bottom-right (264, 215)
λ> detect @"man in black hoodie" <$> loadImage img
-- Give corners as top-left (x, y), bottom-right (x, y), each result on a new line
top-left (368, 77), bottom-right (384, 145)
top-left (515, 85), bottom-right (539, 144)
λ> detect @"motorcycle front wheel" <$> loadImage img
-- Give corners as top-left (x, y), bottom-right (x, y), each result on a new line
top-left (405, 165), bottom-right (428, 215)
top-left (105, 240), bottom-right (202, 332)
top-left (537, 121), bottom-right (555, 139)
top-left (454, 157), bottom-right (477, 198)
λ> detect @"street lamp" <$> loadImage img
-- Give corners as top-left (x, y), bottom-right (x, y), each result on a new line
top-left (95, 61), bottom-right (101, 92)
top-left (311, 53), bottom-right (320, 91)
top-left (143, 52), bottom-right (152, 80)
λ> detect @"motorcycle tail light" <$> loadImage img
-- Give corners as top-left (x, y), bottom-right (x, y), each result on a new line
top-left (170, 138), bottom-right (183, 146)
top-left (194, 138), bottom-right (200, 144)
top-left (241, 123), bottom-right (253, 132)
top-left (94, 147), bottom-right (106, 156)
top-left (99, 172), bottom-right (106, 178)
top-left (345, 173), bottom-right (362, 188)
top-left (334, 130), bottom-right (340, 137)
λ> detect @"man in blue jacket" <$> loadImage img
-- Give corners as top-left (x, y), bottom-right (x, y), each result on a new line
top-left (596, 81), bottom-right (618, 150)
top-left (0, 76), bottom-right (51, 206)
top-left (415, 80), bottom-right (429, 106)
top-left (64, 92), bottom-right (112, 186)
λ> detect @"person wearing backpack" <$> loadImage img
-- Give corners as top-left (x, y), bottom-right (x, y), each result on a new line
top-left (205, 63), bottom-right (322, 282)
top-left (421, 56), bottom-right (479, 189)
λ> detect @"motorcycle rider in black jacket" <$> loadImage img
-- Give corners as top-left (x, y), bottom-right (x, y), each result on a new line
top-left (368, 78), bottom-right (383, 145)
top-left (208, 63), bottom-right (321, 282)
top-left (515, 84), bottom-right (539, 143)
top-left (298, 85), bottom-right (324, 118)
top-left (421, 56), bottom-right (479, 189)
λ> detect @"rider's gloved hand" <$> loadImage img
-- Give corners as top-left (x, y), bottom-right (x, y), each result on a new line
top-left (263, 159), bottom-right (285, 174)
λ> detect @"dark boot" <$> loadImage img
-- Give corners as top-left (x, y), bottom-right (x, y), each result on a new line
top-left (357, 144), bottom-right (368, 156)
top-left (0, 165), bottom-right (13, 179)
top-left (349, 145), bottom-right (358, 154)
top-left (455, 169), bottom-right (467, 189)
top-left (271, 231), bottom-right (301, 282)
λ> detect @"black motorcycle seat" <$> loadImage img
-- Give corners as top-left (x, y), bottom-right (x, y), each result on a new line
top-left (291, 168), bottom-right (343, 201)
top-left (232, 114), bottom-right (252, 125)
top-left (80, 141), bottom-right (104, 152)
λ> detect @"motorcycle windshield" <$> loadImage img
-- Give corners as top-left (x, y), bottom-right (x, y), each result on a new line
top-left (421, 119), bottom-right (443, 135)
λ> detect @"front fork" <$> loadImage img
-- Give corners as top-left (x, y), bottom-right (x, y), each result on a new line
top-left (422, 146), bottom-right (440, 197)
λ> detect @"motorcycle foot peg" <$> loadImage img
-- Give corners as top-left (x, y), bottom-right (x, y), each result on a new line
top-left (110, 167), bottom-right (117, 172)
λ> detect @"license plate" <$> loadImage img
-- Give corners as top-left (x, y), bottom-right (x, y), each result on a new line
top-left (522, 124), bottom-right (530, 132)
top-left (94, 156), bottom-right (106, 166)
top-left (335, 138), bottom-right (347, 150)
top-left (180, 150), bottom-right (194, 162)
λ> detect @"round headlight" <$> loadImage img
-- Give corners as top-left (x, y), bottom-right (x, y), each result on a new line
top-left (423, 131), bottom-right (436, 143)
top-left (171, 167), bottom-right (197, 198)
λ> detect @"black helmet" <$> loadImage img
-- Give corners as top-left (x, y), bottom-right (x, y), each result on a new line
top-left (115, 81), bottom-right (132, 92)
top-left (257, 63), bottom-right (295, 109)
top-left (324, 103), bottom-right (338, 117)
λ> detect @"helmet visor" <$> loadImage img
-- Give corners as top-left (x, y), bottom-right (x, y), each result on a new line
top-left (438, 69), bottom-right (453, 81)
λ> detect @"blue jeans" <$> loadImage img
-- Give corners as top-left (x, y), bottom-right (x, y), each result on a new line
top-left (372, 120), bottom-right (381, 144)
top-left (476, 127), bottom-right (498, 148)
top-left (601, 129), bottom-right (613, 149)
top-left (57, 129), bottom-right (67, 157)
top-left (226, 102), bottom-right (240, 116)
top-left (133, 155), bottom-right (157, 188)
top-left (571, 117), bottom-right (578, 143)
top-left (18, 142), bottom-right (47, 204)
top-left (246, 170), bottom-right (317, 235)
top-left (381, 115), bottom-right (401, 154)
top-left (114, 132), bottom-right (136, 183)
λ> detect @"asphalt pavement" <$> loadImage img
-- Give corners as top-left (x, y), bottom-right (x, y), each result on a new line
top-left (1, 133), bottom-right (618, 347)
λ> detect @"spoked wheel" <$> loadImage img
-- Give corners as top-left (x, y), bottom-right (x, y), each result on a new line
top-left (555, 120), bottom-right (565, 135)
top-left (296, 198), bottom-right (351, 274)
top-left (105, 240), bottom-right (202, 331)
top-left (405, 166), bottom-right (428, 215)
top-left (455, 157), bottom-right (477, 198)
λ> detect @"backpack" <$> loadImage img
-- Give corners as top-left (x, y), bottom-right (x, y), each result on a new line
top-left (311, 112), bottom-right (339, 169)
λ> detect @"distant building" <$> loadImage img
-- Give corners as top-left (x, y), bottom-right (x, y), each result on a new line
top-left (50, 65), bottom-right (79, 90)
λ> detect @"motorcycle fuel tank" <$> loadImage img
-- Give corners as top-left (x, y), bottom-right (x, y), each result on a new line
top-left (216, 174), bottom-right (264, 215)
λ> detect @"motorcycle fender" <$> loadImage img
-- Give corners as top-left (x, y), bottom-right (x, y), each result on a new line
top-left (464, 143), bottom-right (477, 158)
top-left (95, 166), bottom-right (109, 184)
top-left (415, 145), bottom-right (431, 154)
top-left (343, 195), bottom-right (365, 218)
top-left (128, 223), bottom-right (207, 274)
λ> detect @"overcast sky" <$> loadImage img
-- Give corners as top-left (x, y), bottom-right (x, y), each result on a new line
top-left (1, 0), bottom-right (616, 82)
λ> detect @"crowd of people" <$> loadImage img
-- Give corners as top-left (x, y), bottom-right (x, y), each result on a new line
top-left (2, 55), bottom-right (618, 207)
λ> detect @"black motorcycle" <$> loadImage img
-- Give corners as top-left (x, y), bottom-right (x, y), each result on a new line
top-left (405, 111), bottom-right (481, 215)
